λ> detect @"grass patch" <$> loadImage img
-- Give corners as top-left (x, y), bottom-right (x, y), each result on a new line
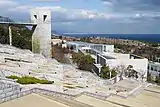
top-left (63, 85), bottom-right (76, 89)
top-left (76, 86), bottom-right (84, 88)
top-left (7, 75), bottom-right (20, 80)
top-left (32, 69), bottom-right (44, 73)
top-left (6, 75), bottom-right (54, 85)
top-left (64, 83), bottom-right (73, 85)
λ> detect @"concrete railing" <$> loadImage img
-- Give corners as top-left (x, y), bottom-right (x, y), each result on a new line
top-left (0, 18), bottom-right (35, 24)
top-left (34, 88), bottom-right (76, 99)
top-left (0, 89), bottom-right (34, 103)
top-left (83, 92), bottom-right (109, 100)
top-left (34, 88), bottom-right (112, 100)
top-left (0, 88), bottom-right (77, 104)
top-left (0, 86), bottom-right (113, 104)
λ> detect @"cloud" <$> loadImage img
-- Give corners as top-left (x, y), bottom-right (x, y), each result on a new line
top-left (101, 0), bottom-right (160, 12)
top-left (0, 0), bottom-right (160, 33)
top-left (103, 1), bottom-right (113, 6)
top-left (7, 3), bottom-right (160, 24)
top-left (3, 0), bottom-right (160, 23)
top-left (32, 0), bottom-right (61, 1)
top-left (8, 4), bottom-right (112, 22)
top-left (0, 0), bottom-right (18, 7)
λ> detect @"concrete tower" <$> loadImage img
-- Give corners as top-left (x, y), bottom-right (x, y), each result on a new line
top-left (31, 9), bottom-right (51, 58)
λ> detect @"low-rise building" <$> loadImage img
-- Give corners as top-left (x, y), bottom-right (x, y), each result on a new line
top-left (97, 53), bottom-right (148, 77)
top-left (148, 62), bottom-right (160, 77)
top-left (66, 41), bottom-right (114, 53)
top-left (66, 41), bottom-right (148, 80)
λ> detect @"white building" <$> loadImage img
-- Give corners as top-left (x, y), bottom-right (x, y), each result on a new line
top-left (97, 53), bottom-right (148, 77)
top-left (66, 41), bottom-right (148, 80)
top-left (66, 41), bottom-right (114, 53)
top-left (148, 62), bottom-right (160, 77)
top-left (51, 39), bottom-right (66, 45)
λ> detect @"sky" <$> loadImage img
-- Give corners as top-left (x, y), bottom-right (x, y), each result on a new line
top-left (0, 0), bottom-right (160, 34)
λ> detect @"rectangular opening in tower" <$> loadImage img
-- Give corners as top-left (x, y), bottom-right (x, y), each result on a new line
top-left (44, 15), bottom-right (47, 22)
top-left (34, 15), bottom-right (37, 19)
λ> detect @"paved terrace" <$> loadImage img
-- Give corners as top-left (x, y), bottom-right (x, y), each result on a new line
top-left (0, 84), bottom-right (157, 107)
top-left (0, 44), bottom-right (149, 97)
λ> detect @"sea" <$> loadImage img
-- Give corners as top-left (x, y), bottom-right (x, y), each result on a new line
top-left (63, 34), bottom-right (160, 43)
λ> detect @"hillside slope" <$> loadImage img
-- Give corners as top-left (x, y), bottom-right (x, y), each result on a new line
top-left (0, 16), bottom-right (32, 50)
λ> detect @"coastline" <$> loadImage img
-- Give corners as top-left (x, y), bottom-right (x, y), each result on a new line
top-left (62, 34), bottom-right (160, 43)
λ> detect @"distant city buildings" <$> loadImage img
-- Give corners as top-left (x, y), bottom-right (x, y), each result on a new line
top-left (90, 37), bottom-right (146, 46)
top-left (59, 35), bottom-right (146, 46)
top-left (51, 39), bottom-right (66, 45)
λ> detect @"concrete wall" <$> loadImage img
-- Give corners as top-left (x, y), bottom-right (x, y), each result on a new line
top-left (31, 9), bottom-right (51, 58)
top-left (90, 45), bottom-right (103, 52)
top-left (103, 53), bottom-right (130, 59)
top-left (148, 62), bottom-right (160, 77)
top-left (90, 45), bottom-right (114, 53)
top-left (97, 54), bottom-right (106, 65)
top-left (106, 59), bottom-right (148, 77)
top-left (97, 54), bottom-right (148, 78)
top-left (91, 64), bottom-right (100, 75)
top-left (103, 45), bottom-right (114, 53)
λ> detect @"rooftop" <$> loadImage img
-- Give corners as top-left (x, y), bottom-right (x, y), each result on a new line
top-left (67, 41), bottom-right (113, 46)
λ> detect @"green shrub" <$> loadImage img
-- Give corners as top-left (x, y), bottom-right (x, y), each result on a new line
top-left (64, 83), bottom-right (73, 85)
top-left (39, 79), bottom-right (54, 84)
top-left (7, 75), bottom-right (53, 85)
top-left (76, 86), bottom-right (84, 88)
top-left (7, 75), bottom-right (20, 80)
top-left (63, 86), bottom-right (75, 89)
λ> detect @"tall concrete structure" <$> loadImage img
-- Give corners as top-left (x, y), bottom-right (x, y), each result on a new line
top-left (0, 9), bottom-right (52, 58)
top-left (31, 9), bottom-right (52, 58)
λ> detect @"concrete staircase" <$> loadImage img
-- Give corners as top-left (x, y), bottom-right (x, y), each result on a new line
top-left (0, 68), bottom-right (25, 77)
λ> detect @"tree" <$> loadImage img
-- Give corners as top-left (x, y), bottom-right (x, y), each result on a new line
top-left (70, 46), bottom-right (74, 50)
top-left (0, 24), bottom-right (32, 50)
top-left (114, 65), bottom-right (127, 80)
top-left (80, 37), bottom-right (90, 43)
top-left (147, 72), bottom-right (154, 83)
top-left (130, 69), bottom-right (138, 79)
top-left (72, 53), bottom-right (95, 71)
top-left (72, 52), bottom-right (83, 64)
top-left (127, 65), bottom-right (133, 77)
top-left (111, 69), bottom-right (117, 78)
top-left (155, 76), bottom-right (160, 85)
top-left (114, 65), bottom-right (139, 79)
top-left (100, 65), bottom-right (117, 79)
top-left (100, 65), bottom-right (110, 79)
top-left (139, 70), bottom-right (147, 82)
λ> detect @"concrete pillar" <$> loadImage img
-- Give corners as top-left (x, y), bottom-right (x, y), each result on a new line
top-left (9, 25), bottom-right (12, 46)
top-left (31, 9), bottom-right (52, 58)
